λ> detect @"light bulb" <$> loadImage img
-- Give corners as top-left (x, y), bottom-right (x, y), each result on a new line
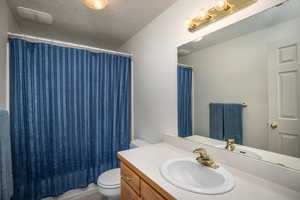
top-left (215, 0), bottom-right (229, 11)
top-left (198, 8), bottom-right (209, 20)
top-left (83, 0), bottom-right (108, 10)
top-left (185, 18), bottom-right (192, 27)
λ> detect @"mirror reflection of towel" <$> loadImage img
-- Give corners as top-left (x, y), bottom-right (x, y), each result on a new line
top-left (209, 103), bottom-right (224, 140)
top-left (209, 103), bottom-right (243, 145)
top-left (224, 104), bottom-right (243, 145)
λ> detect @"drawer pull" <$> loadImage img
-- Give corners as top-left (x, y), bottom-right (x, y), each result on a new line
top-left (121, 163), bottom-right (140, 195)
top-left (122, 175), bottom-right (132, 181)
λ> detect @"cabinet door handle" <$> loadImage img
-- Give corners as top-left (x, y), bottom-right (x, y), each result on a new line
top-left (122, 175), bottom-right (132, 181)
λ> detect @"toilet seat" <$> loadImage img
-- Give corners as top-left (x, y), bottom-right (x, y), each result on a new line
top-left (97, 139), bottom-right (150, 199)
top-left (97, 168), bottom-right (120, 189)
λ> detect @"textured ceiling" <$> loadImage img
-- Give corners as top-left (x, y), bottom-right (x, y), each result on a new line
top-left (8, 0), bottom-right (177, 50)
top-left (179, 0), bottom-right (300, 56)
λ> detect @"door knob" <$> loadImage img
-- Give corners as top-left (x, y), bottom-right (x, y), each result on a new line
top-left (270, 122), bottom-right (278, 129)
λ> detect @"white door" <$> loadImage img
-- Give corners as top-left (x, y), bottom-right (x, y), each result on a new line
top-left (268, 39), bottom-right (300, 158)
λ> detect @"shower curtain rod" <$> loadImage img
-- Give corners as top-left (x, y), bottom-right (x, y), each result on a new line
top-left (178, 63), bottom-right (193, 68)
top-left (7, 32), bottom-right (133, 57)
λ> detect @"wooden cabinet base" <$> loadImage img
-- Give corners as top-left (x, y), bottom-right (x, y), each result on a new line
top-left (121, 162), bottom-right (140, 195)
top-left (118, 153), bottom-right (176, 200)
top-left (141, 180), bottom-right (166, 200)
top-left (121, 179), bottom-right (140, 200)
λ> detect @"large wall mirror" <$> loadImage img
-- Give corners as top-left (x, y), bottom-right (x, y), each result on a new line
top-left (177, 0), bottom-right (300, 170)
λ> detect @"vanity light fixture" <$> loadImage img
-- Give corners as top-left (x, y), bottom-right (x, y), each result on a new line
top-left (215, 0), bottom-right (230, 11)
top-left (187, 0), bottom-right (257, 33)
top-left (185, 18), bottom-right (193, 28)
top-left (198, 8), bottom-right (210, 20)
top-left (83, 0), bottom-right (108, 10)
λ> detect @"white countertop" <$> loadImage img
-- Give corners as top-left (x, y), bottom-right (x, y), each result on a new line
top-left (119, 143), bottom-right (300, 200)
top-left (186, 135), bottom-right (300, 171)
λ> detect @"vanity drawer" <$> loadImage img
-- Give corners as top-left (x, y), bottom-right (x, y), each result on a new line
top-left (141, 180), bottom-right (165, 200)
top-left (121, 162), bottom-right (140, 195)
top-left (121, 179), bottom-right (140, 200)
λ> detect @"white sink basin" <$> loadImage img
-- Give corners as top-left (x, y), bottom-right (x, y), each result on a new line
top-left (216, 145), bottom-right (262, 160)
top-left (160, 157), bottom-right (235, 194)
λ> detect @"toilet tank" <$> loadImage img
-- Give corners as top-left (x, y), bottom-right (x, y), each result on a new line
top-left (130, 139), bottom-right (150, 149)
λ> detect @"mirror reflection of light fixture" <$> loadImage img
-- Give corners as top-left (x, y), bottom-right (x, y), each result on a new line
top-left (185, 18), bottom-right (193, 28)
top-left (198, 8), bottom-right (210, 20)
top-left (187, 0), bottom-right (257, 33)
top-left (192, 36), bottom-right (203, 42)
top-left (215, 0), bottom-right (230, 11)
top-left (83, 0), bottom-right (108, 10)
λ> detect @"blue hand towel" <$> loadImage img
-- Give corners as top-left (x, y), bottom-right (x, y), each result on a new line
top-left (0, 109), bottom-right (13, 200)
top-left (224, 104), bottom-right (243, 145)
top-left (209, 103), bottom-right (224, 140)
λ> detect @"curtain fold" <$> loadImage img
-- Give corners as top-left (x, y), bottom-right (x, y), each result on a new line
top-left (0, 109), bottom-right (13, 200)
top-left (9, 38), bottom-right (131, 200)
top-left (209, 103), bottom-right (224, 140)
top-left (224, 104), bottom-right (243, 145)
top-left (177, 65), bottom-right (193, 137)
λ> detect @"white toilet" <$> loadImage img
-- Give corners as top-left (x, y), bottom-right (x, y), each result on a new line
top-left (97, 139), bottom-right (150, 200)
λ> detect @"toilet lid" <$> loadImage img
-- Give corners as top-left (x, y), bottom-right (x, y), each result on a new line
top-left (97, 168), bottom-right (120, 187)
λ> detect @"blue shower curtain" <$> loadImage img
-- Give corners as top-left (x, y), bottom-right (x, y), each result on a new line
top-left (0, 109), bottom-right (13, 200)
top-left (9, 38), bottom-right (131, 200)
top-left (177, 65), bottom-right (193, 137)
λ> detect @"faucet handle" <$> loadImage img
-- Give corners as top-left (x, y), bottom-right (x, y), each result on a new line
top-left (225, 139), bottom-right (236, 151)
top-left (193, 148), bottom-right (206, 154)
top-left (226, 139), bottom-right (235, 144)
top-left (193, 148), bottom-right (219, 169)
top-left (193, 148), bottom-right (209, 159)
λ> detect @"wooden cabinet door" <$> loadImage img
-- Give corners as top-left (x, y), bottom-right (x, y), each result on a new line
top-left (141, 180), bottom-right (165, 200)
top-left (121, 179), bottom-right (140, 200)
top-left (121, 162), bottom-right (140, 195)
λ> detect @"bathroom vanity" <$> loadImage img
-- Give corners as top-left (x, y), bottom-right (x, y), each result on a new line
top-left (118, 136), bottom-right (300, 200)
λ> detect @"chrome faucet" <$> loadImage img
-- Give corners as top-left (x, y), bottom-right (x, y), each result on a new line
top-left (193, 148), bottom-right (219, 169)
top-left (225, 139), bottom-right (236, 151)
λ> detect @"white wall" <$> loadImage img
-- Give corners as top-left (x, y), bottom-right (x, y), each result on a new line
top-left (17, 21), bottom-right (120, 51)
top-left (0, 0), bottom-right (19, 109)
top-left (120, 0), bottom-right (286, 143)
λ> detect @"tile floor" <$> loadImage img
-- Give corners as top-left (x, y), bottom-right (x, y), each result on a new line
top-left (70, 192), bottom-right (104, 200)
top-left (43, 184), bottom-right (105, 200)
